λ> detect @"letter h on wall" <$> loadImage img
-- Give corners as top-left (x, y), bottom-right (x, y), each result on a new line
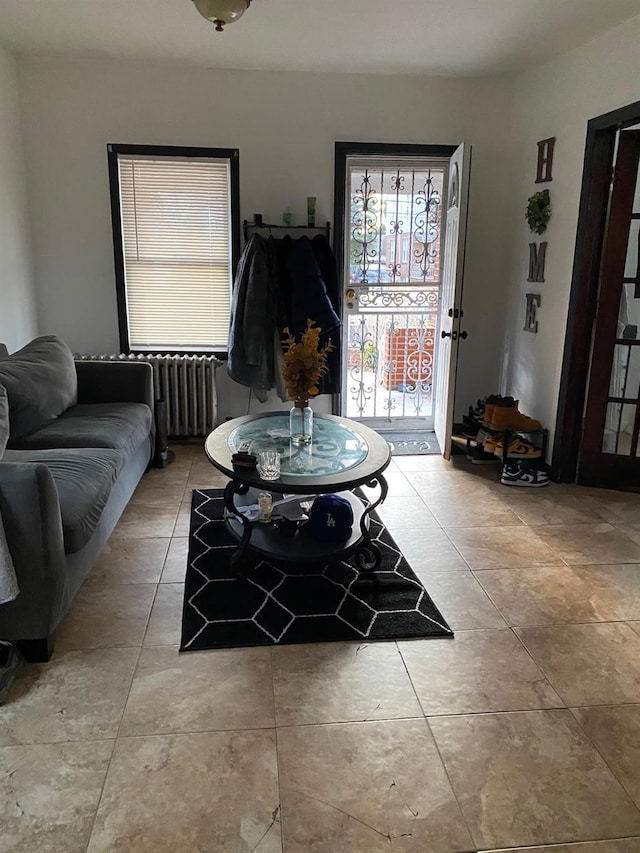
top-left (536, 138), bottom-right (555, 183)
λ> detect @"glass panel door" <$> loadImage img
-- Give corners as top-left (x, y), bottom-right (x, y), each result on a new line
top-left (341, 157), bottom-right (448, 427)
top-left (579, 128), bottom-right (640, 487)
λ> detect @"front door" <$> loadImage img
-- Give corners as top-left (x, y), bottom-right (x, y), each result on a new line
top-left (340, 155), bottom-right (450, 430)
top-left (579, 129), bottom-right (640, 488)
top-left (433, 143), bottom-right (471, 459)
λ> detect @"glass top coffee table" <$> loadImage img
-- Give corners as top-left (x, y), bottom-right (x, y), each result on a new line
top-left (204, 413), bottom-right (391, 575)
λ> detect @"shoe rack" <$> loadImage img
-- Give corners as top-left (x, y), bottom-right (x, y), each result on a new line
top-left (460, 428), bottom-right (549, 475)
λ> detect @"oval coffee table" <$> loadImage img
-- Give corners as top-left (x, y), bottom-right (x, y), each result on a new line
top-left (204, 412), bottom-right (391, 575)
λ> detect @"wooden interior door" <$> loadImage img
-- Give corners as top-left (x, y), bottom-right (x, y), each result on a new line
top-left (579, 130), bottom-right (640, 488)
top-left (434, 143), bottom-right (471, 458)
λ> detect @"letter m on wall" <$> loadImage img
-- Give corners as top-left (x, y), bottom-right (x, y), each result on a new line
top-left (528, 242), bottom-right (547, 283)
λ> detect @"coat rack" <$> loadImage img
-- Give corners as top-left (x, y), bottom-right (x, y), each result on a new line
top-left (243, 217), bottom-right (331, 243)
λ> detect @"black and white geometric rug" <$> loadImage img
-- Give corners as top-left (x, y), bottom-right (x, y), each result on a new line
top-left (180, 489), bottom-right (453, 652)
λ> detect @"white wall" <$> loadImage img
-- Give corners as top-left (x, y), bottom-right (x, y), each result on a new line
top-left (500, 13), bottom-right (640, 458)
top-left (16, 56), bottom-right (513, 419)
top-left (0, 46), bottom-right (37, 352)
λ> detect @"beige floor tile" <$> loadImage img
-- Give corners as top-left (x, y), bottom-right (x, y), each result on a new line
top-left (278, 719), bottom-right (473, 852)
top-left (476, 564), bottom-right (640, 626)
top-left (0, 648), bottom-right (138, 746)
top-left (160, 537), bottom-right (189, 583)
top-left (393, 455), bottom-right (453, 473)
top-left (143, 583), bottom-right (184, 646)
top-left (572, 705), bottom-right (640, 809)
top-left (363, 470), bottom-right (417, 498)
top-left (272, 641), bottom-right (422, 726)
top-left (174, 497), bottom-right (198, 536)
top-left (391, 527), bottom-right (470, 572)
top-left (85, 537), bottom-right (170, 587)
top-left (399, 630), bottom-right (562, 715)
top-left (187, 460), bottom-right (230, 488)
top-left (623, 524), bottom-right (640, 544)
top-left (505, 489), bottom-right (609, 526)
top-left (415, 571), bottom-right (506, 629)
top-left (429, 710), bottom-right (640, 849)
top-left (445, 526), bottom-right (563, 569)
top-left (429, 495), bottom-right (526, 528)
top-left (577, 489), bottom-right (640, 525)
top-left (630, 622), bottom-right (640, 637)
top-left (376, 496), bottom-right (440, 529)
top-left (515, 623), bottom-right (640, 706)
top-left (488, 841), bottom-right (640, 852)
top-left (114, 502), bottom-right (179, 538)
top-left (535, 523), bottom-right (640, 566)
top-left (120, 646), bottom-right (274, 736)
top-left (87, 731), bottom-right (280, 852)
top-left (129, 477), bottom-right (186, 506)
top-left (0, 740), bottom-right (113, 853)
top-left (414, 473), bottom-right (500, 506)
top-left (56, 584), bottom-right (156, 651)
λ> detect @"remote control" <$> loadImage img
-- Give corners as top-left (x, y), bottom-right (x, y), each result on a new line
top-left (237, 440), bottom-right (252, 454)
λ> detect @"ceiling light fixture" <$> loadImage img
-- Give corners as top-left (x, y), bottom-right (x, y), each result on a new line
top-left (192, 0), bottom-right (253, 32)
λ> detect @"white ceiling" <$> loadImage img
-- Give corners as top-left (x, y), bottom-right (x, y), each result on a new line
top-left (0, 0), bottom-right (639, 77)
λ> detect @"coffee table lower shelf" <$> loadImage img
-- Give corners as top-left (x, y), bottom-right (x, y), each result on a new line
top-left (224, 488), bottom-right (381, 575)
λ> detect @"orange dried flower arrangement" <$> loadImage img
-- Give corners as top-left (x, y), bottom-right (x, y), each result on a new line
top-left (281, 320), bottom-right (333, 403)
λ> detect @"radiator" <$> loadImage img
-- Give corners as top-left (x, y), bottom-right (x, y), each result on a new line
top-left (74, 353), bottom-right (222, 438)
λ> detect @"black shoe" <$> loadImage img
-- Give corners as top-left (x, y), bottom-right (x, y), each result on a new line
top-left (462, 414), bottom-right (480, 439)
top-left (468, 444), bottom-right (500, 465)
top-left (501, 463), bottom-right (549, 487)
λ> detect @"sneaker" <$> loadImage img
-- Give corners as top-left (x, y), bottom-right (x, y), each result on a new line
top-left (501, 464), bottom-right (550, 487)
top-left (481, 396), bottom-right (517, 428)
top-left (468, 444), bottom-right (500, 465)
top-left (489, 437), bottom-right (542, 459)
top-left (462, 414), bottom-right (480, 439)
top-left (476, 426), bottom-right (493, 446)
top-left (489, 402), bottom-right (541, 432)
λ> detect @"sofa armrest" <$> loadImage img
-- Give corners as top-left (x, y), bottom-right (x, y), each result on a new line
top-left (0, 462), bottom-right (68, 640)
top-left (75, 360), bottom-right (154, 409)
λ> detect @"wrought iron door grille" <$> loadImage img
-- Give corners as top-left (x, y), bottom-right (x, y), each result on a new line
top-left (344, 160), bottom-right (446, 421)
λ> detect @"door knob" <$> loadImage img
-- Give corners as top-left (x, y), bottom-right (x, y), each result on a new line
top-left (441, 330), bottom-right (456, 340)
top-left (459, 331), bottom-right (468, 340)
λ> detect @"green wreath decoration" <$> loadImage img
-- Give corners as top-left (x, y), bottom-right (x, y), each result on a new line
top-left (525, 189), bottom-right (551, 235)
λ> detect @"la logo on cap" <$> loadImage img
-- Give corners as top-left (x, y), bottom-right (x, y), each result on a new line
top-left (308, 494), bottom-right (354, 543)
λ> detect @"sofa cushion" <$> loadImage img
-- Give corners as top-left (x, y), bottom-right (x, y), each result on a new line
top-left (0, 385), bottom-right (8, 459)
top-left (2, 447), bottom-right (121, 554)
top-left (0, 336), bottom-right (78, 444)
top-left (14, 403), bottom-right (153, 457)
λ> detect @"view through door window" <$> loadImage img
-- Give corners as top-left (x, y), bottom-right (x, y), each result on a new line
top-left (342, 159), bottom-right (447, 423)
top-left (603, 159), bottom-right (640, 456)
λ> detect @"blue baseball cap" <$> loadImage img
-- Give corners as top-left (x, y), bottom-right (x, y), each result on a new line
top-left (307, 494), bottom-right (354, 542)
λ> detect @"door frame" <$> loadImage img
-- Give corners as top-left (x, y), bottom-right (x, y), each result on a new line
top-left (333, 141), bottom-right (457, 418)
top-left (552, 100), bottom-right (640, 482)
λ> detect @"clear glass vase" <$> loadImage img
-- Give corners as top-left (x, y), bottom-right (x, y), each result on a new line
top-left (290, 399), bottom-right (313, 445)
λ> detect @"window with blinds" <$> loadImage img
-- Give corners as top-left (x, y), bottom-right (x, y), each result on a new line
top-left (109, 146), bottom-right (239, 352)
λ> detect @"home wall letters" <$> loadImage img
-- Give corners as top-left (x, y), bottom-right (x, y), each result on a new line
top-left (536, 137), bottom-right (556, 183)
top-left (528, 241), bottom-right (547, 282)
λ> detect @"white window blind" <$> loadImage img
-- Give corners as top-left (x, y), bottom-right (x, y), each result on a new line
top-left (118, 154), bottom-right (233, 350)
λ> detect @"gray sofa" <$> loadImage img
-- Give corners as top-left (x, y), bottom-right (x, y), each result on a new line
top-left (0, 336), bottom-right (154, 661)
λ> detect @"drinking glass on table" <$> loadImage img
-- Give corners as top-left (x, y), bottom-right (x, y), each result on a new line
top-left (258, 450), bottom-right (281, 481)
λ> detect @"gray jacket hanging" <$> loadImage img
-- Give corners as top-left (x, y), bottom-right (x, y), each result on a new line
top-left (227, 235), bottom-right (275, 403)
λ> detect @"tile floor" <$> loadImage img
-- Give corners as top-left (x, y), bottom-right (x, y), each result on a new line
top-left (2, 444), bottom-right (640, 852)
